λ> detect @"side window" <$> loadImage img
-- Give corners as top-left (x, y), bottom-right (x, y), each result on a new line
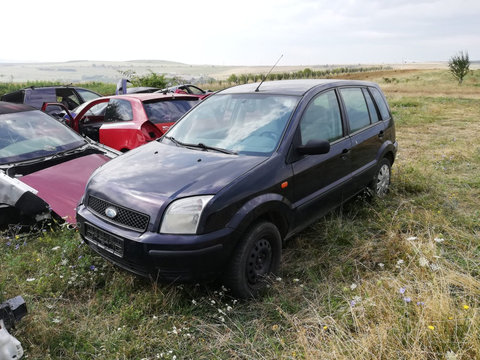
top-left (369, 87), bottom-right (390, 120)
top-left (300, 90), bottom-right (343, 145)
top-left (104, 99), bottom-right (133, 122)
top-left (186, 86), bottom-right (204, 95)
top-left (363, 88), bottom-right (379, 123)
top-left (76, 88), bottom-right (101, 102)
top-left (56, 88), bottom-right (81, 110)
top-left (340, 88), bottom-right (370, 132)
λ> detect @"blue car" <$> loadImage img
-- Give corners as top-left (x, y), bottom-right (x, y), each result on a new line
top-left (77, 79), bottom-right (397, 298)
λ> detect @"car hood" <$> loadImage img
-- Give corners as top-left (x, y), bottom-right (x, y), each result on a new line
top-left (86, 141), bottom-right (267, 216)
top-left (19, 154), bottom-right (110, 223)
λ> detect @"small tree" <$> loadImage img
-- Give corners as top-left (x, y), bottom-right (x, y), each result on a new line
top-left (448, 51), bottom-right (470, 84)
top-left (227, 74), bottom-right (238, 85)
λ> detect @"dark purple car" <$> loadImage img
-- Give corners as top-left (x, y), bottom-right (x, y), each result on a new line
top-left (77, 79), bottom-right (397, 298)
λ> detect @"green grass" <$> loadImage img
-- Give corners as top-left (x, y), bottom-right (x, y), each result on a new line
top-left (1, 69), bottom-right (480, 359)
top-left (0, 81), bottom-right (116, 97)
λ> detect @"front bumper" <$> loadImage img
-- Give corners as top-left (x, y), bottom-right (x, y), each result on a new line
top-left (77, 204), bottom-right (238, 282)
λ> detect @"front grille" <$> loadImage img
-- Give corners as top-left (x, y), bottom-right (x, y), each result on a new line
top-left (84, 223), bottom-right (124, 258)
top-left (87, 195), bottom-right (150, 232)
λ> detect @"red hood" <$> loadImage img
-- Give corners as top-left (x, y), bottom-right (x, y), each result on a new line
top-left (20, 154), bottom-right (110, 223)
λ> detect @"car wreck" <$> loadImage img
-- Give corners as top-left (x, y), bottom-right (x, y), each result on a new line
top-left (0, 102), bottom-right (119, 227)
top-left (0, 296), bottom-right (27, 360)
top-left (43, 93), bottom-right (199, 152)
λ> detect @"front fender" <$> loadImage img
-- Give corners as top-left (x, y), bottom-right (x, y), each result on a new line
top-left (225, 193), bottom-right (293, 239)
top-left (0, 171), bottom-right (50, 218)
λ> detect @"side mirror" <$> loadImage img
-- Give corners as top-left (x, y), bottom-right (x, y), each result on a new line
top-left (297, 139), bottom-right (330, 155)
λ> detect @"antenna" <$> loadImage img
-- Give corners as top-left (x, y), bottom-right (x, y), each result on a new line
top-left (255, 54), bottom-right (283, 92)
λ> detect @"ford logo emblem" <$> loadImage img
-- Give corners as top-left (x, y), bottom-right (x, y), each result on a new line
top-left (105, 206), bottom-right (118, 219)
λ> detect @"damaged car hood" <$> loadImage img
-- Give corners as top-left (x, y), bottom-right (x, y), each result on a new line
top-left (18, 154), bottom-right (110, 222)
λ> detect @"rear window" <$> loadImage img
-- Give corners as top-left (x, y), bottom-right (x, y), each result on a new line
top-left (340, 88), bottom-right (370, 132)
top-left (369, 87), bottom-right (391, 120)
top-left (104, 99), bottom-right (133, 122)
top-left (143, 99), bottom-right (197, 124)
top-left (1, 91), bottom-right (25, 104)
top-left (24, 88), bottom-right (57, 109)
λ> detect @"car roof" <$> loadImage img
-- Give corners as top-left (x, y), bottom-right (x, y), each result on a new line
top-left (0, 101), bottom-right (35, 114)
top-left (16, 85), bottom-right (92, 91)
top-left (219, 79), bottom-right (378, 96)
top-left (109, 93), bottom-right (199, 102)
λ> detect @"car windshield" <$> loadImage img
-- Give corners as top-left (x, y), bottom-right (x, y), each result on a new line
top-left (143, 99), bottom-right (197, 124)
top-left (165, 94), bottom-right (299, 155)
top-left (0, 110), bottom-right (86, 164)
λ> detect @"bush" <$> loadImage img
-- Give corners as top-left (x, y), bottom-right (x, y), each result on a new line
top-left (448, 51), bottom-right (470, 85)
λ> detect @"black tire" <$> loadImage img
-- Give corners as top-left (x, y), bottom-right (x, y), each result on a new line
top-left (223, 221), bottom-right (282, 298)
top-left (370, 157), bottom-right (392, 198)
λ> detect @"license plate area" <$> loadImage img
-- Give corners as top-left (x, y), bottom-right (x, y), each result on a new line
top-left (84, 223), bottom-right (124, 258)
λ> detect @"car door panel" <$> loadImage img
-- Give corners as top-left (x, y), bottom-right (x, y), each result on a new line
top-left (348, 122), bottom-right (385, 192)
top-left (339, 87), bottom-right (386, 195)
top-left (292, 137), bottom-right (353, 229)
top-left (290, 89), bottom-right (353, 231)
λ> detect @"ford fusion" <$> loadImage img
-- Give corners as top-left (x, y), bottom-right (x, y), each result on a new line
top-left (77, 80), bottom-right (398, 298)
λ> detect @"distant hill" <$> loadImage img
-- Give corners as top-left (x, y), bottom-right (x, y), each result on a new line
top-left (1, 59), bottom-right (473, 84)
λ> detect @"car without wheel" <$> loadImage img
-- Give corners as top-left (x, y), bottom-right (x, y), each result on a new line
top-left (1, 86), bottom-right (101, 113)
top-left (76, 79), bottom-right (398, 298)
top-left (0, 102), bottom-right (118, 227)
top-left (44, 93), bottom-right (199, 152)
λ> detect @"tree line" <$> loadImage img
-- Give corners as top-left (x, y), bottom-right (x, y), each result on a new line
top-left (226, 66), bottom-right (388, 85)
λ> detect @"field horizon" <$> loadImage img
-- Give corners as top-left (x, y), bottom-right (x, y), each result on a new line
top-left (2, 59), bottom-right (478, 84)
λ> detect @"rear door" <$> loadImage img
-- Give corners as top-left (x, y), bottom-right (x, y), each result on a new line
top-left (291, 89), bottom-right (353, 230)
top-left (338, 87), bottom-right (386, 195)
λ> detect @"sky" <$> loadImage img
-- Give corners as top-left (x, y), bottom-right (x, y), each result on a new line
top-left (2, 0), bottom-right (480, 65)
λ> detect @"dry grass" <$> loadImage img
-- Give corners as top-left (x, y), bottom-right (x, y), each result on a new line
top-left (1, 68), bottom-right (480, 359)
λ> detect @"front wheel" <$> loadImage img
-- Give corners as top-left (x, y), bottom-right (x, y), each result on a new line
top-left (223, 221), bottom-right (282, 298)
top-left (370, 158), bottom-right (392, 198)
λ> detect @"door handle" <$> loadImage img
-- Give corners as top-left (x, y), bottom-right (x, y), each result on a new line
top-left (378, 130), bottom-right (385, 138)
top-left (341, 148), bottom-right (350, 159)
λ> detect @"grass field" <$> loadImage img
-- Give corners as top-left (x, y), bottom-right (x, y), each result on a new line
top-left (1, 69), bottom-right (480, 359)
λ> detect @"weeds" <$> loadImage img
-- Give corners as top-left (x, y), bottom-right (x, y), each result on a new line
top-left (1, 69), bottom-right (480, 359)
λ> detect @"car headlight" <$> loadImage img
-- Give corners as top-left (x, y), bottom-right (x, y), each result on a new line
top-left (160, 195), bottom-right (214, 234)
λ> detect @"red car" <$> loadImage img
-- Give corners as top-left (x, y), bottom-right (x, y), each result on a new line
top-left (46, 93), bottom-right (199, 152)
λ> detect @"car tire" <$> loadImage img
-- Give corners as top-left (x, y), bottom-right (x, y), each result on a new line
top-left (370, 157), bottom-right (392, 198)
top-left (224, 221), bottom-right (282, 298)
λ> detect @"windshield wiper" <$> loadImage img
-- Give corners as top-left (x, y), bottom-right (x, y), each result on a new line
top-left (196, 143), bottom-right (237, 155)
top-left (164, 136), bottom-right (237, 155)
top-left (163, 136), bottom-right (182, 146)
top-left (51, 143), bottom-right (89, 158)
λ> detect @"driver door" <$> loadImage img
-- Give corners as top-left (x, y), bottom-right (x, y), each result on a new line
top-left (291, 89), bottom-right (353, 230)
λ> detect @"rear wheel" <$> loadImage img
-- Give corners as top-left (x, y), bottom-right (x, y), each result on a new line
top-left (371, 157), bottom-right (391, 197)
top-left (224, 221), bottom-right (282, 298)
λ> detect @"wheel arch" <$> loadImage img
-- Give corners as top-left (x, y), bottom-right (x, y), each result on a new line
top-left (226, 193), bottom-right (293, 242)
